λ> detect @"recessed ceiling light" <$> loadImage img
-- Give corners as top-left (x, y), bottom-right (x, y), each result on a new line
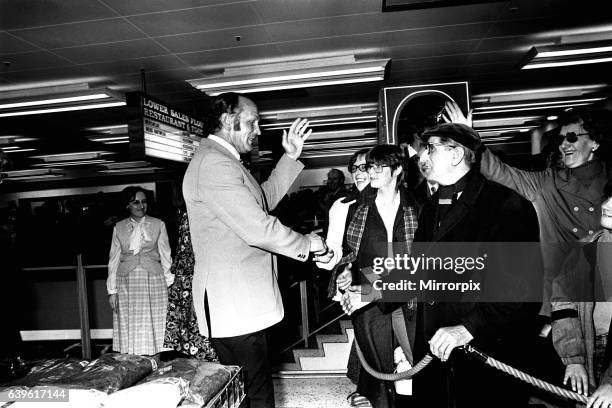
top-left (547, 115), bottom-right (559, 120)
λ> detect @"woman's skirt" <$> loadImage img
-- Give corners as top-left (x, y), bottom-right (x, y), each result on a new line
top-left (113, 265), bottom-right (168, 355)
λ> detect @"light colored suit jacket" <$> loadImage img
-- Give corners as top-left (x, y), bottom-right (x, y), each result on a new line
top-left (183, 137), bottom-right (310, 338)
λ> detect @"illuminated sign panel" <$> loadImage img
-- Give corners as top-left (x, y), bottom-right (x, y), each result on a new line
top-left (127, 92), bottom-right (204, 162)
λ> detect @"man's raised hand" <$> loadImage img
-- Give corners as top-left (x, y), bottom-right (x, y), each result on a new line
top-left (282, 118), bottom-right (312, 160)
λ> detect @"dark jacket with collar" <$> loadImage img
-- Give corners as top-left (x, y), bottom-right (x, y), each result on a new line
top-left (415, 169), bottom-right (540, 346)
top-left (480, 150), bottom-right (608, 314)
top-left (412, 169), bottom-right (541, 408)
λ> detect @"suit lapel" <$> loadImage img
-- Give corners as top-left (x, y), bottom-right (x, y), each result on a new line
top-left (203, 138), bottom-right (267, 210)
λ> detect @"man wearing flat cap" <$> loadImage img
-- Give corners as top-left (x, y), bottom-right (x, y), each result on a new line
top-left (411, 123), bottom-right (541, 407)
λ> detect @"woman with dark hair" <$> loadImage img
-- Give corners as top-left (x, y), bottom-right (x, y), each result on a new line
top-left (335, 144), bottom-right (419, 408)
top-left (107, 186), bottom-right (173, 355)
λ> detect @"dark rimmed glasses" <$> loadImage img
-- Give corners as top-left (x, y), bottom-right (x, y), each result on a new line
top-left (366, 163), bottom-right (391, 173)
top-left (426, 142), bottom-right (458, 154)
top-left (349, 164), bottom-right (368, 173)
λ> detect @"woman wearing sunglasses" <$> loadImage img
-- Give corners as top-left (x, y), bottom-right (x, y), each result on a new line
top-left (107, 186), bottom-right (174, 355)
top-left (444, 102), bottom-right (611, 403)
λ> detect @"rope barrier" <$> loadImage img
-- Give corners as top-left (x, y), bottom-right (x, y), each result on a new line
top-left (354, 340), bottom-right (589, 404)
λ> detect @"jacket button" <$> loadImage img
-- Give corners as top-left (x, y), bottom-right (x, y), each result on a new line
top-left (589, 207), bottom-right (595, 212)
top-left (572, 227), bottom-right (578, 233)
top-left (573, 206), bottom-right (579, 212)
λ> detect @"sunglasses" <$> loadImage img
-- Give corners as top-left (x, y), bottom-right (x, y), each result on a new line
top-left (349, 164), bottom-right (368, 173)
top-left (558, 132), bottom-right (589, 144)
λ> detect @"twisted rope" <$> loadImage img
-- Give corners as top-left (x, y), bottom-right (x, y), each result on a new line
top-left (354, 340), bottom-right (433, 381)
top-left (354, 341), bottom-right (589, 404)
top-left (463, 345), bottom-right (588, 404)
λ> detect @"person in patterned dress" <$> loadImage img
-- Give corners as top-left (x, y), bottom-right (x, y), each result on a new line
top-left (164, 208), bottom-right (218, 361)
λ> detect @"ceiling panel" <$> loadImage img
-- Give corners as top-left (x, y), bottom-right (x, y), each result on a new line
top-left (380, 23), bottom-right (491, 47)
top-left (126, 3), bottom-right (262, 37)
top-left (264, 14), bottom-right (492, 45)
top-left (0, 51), bottom-right (74, 72)
top-left (262, 1), bottom-right (508, 42)
top-left (251, 0), bottom-right (380, 23)
top-left (0, 0), bottom-right (117, 30)
top-left (486, 18), bottom-right (565, 38)
top-left (52, 39), bottom-right (169, 64)
top-left (274, 34), bottom-right (384, 59)
top-left (10, 19), bottom-right (146, 49)
top-left (387, 39), bottom-right (480, 59)
top-left (99, 0), bottom-right (239, 16)
top-left (0, 66), bottom-right (102, 87)
top-left (177, 44), bottom-right (283, 71)
top-left (0, 31), bottom-right (39, 54)
top-left (466, 50), bottom-right (524, 65)
top-left (392, 54), bottom-right (470, 72)
top-left (474, 35), bottom-right (535, 53)
top-left (155, 25), bottom-right (273, 54)
top-left (82, 55), bottom-right (187, 76)
top-left (391, 66), bottom-right (467, 83)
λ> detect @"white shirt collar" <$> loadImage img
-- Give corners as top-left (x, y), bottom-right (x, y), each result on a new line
top-left (208, 134), bottom-right (241, 161)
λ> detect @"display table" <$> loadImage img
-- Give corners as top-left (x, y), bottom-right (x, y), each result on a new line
top-left (0, 354), bottom-right (244, 408)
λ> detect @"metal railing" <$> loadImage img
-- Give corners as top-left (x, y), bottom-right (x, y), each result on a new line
top-left (20, 255), bottom-right (107, 360)
top-left (279, 276), bottom-right (346, 354)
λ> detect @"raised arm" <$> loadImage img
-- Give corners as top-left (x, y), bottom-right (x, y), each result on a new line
top-left (480, 149), bottom-right (547, 202)
top-left (443, 100), bottom-right (546, 201)
top-left (261, 118), bottom-right (311, 210)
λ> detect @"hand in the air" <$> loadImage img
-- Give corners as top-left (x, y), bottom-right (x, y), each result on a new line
top-left (442, 100), bottom-right (473, 127)
top-left (282, 118), bottom-right (312, 160)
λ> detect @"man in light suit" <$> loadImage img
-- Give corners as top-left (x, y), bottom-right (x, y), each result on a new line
top-left (183, 92), bottom-right (326, 408)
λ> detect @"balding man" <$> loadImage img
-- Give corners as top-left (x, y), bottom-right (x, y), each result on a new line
top-left (183, 92), bottom-right (326, 408)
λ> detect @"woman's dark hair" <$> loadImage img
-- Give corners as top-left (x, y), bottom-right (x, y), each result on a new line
top-left (367, 144), bottom-right (407, 188)
top-left (204, 92), bottom-right (242, 135)
top-left (347, 148), bottom-right (371, 172)
top-left (559, 107), bottom-right (612, 145)
top-left (122, 186), bottom-right (150, 214)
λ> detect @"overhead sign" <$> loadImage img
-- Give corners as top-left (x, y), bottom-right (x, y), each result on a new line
top-left (127, 92), bottom-right (204, 162)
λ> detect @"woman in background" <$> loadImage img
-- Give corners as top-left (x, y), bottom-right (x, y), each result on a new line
top-left (107, 186), bottom-right (173, 355)
top-left (164, 208), bottom-right (218, 361)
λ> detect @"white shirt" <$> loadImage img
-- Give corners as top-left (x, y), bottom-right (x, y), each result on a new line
top-left (316, 197), bottom-right (355, 271)
top-left (208, 134), bottom-right (241, 161)
top-left (375, 191), bottom-right (401, 243)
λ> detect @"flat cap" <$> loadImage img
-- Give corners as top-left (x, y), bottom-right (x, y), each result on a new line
top-left (423, 123), bottom-right (481, 152)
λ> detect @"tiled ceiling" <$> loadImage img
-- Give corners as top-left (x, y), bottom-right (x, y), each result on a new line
top-left (1, 0), bottom-right (611, 176)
